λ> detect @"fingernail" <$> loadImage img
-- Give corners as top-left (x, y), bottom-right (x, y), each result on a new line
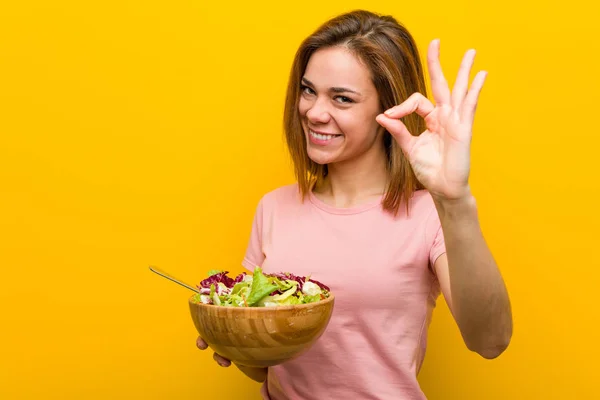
top-left (384, 108), bottom-right (394, 115)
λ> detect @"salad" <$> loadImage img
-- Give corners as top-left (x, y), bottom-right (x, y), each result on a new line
top-left (191, 267), bottom-right (331, 307)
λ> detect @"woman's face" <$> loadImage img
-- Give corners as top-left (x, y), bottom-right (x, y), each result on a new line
top-left (298, 46), bottom-right (384, 166)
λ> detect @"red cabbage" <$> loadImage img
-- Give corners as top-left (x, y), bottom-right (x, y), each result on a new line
top-left (265, 272), bottom-right (330, 292)
top-left (197, 271), bottom-right (235, 289)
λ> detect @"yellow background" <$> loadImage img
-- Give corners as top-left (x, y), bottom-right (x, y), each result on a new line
top-left (1, 0), bottom-right (598, 399)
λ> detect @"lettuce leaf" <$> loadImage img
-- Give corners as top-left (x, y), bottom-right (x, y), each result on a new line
top-left (303, 294), bottom-right (322, 303)
top-left (246, 267), bottom-right (278, 306)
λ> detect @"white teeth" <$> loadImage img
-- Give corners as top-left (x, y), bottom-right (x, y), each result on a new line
top-left (310, 130), bottom-right (337, 141)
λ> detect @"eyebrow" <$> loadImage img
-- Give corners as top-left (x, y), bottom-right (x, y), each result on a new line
top-left (301, 77), bottom-right (362, 96)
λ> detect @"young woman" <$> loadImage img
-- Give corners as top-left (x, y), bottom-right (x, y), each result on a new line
top-left (197, 9), bottom-right (512, 400)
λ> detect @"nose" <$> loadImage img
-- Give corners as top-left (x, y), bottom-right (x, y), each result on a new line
top-left (305, 97), bottom-right (331, 125)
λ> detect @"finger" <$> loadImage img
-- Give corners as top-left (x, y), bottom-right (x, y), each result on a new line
top-left (213, 352), bottom-right (231, 367)
top-left (427, 39), bottom-right (451, 105)
top-left (196, 336), bottom-right (208, 350)
top-left (461, 70), bottom-right (487, 123)
top-left (383, 92), bottom-right (435, 119)
top-left (375, 114), bottom-right (416, 155)
top-left (451, 49), bottom-right (476, 109)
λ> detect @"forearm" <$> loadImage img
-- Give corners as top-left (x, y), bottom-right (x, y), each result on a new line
top-left (433, 193), bottom-right (513, 358)
top-left (235, 364), bottom-right (268, 382)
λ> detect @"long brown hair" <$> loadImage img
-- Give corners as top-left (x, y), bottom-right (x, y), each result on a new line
top-left (283, 9), bottom-right (428, 215)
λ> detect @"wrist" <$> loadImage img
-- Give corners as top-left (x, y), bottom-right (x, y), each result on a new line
top-left (432, 192), bottom-right (478, 222)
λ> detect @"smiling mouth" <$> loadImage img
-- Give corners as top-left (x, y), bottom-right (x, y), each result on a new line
top-left (309, 130), bottom-right (342, 141)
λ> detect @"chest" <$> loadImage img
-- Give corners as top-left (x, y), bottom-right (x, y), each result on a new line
top-left (259, 210), bottom-right (435, 311)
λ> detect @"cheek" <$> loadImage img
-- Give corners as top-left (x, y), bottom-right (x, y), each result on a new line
top-left (338, 114), bottom-right (380, 142)
top-left (337, 113), bottom-right (366, 135)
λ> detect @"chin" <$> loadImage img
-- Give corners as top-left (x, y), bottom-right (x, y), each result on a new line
top-left (310, 159), bottom-right (330, 166)
top-left (306, 147), bottom-right (341, 165)
top-left (306, 153), bottom-right (330, 165)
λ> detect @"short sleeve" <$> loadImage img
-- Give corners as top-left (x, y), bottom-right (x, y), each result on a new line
top-left (242, 198), bottom-right (266, 270)
top-left (425, 206), bottom-right (447, 271)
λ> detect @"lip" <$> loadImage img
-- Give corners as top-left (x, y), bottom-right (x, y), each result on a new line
top-left (309, 128), bottom-right (337, 135)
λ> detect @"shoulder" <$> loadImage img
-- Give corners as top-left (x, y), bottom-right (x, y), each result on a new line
top-left (260, 183), bottom-right (302, 206)
top-left (249, 184), bottom-right (305, 231)
top-left (251, 183), bottom-right (303, 219)
top-left (409, 190), bottom-right (444, 242)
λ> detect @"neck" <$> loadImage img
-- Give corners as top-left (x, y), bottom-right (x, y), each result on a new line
top-left (314, 145), bottom-right (389, 208)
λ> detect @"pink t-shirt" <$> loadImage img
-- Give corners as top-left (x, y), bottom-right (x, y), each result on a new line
top-left (242, 183), bottom-right (446, 400)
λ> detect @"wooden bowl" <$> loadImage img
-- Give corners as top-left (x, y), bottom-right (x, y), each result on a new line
top-left (189, 294), bottom-right (335, 368)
